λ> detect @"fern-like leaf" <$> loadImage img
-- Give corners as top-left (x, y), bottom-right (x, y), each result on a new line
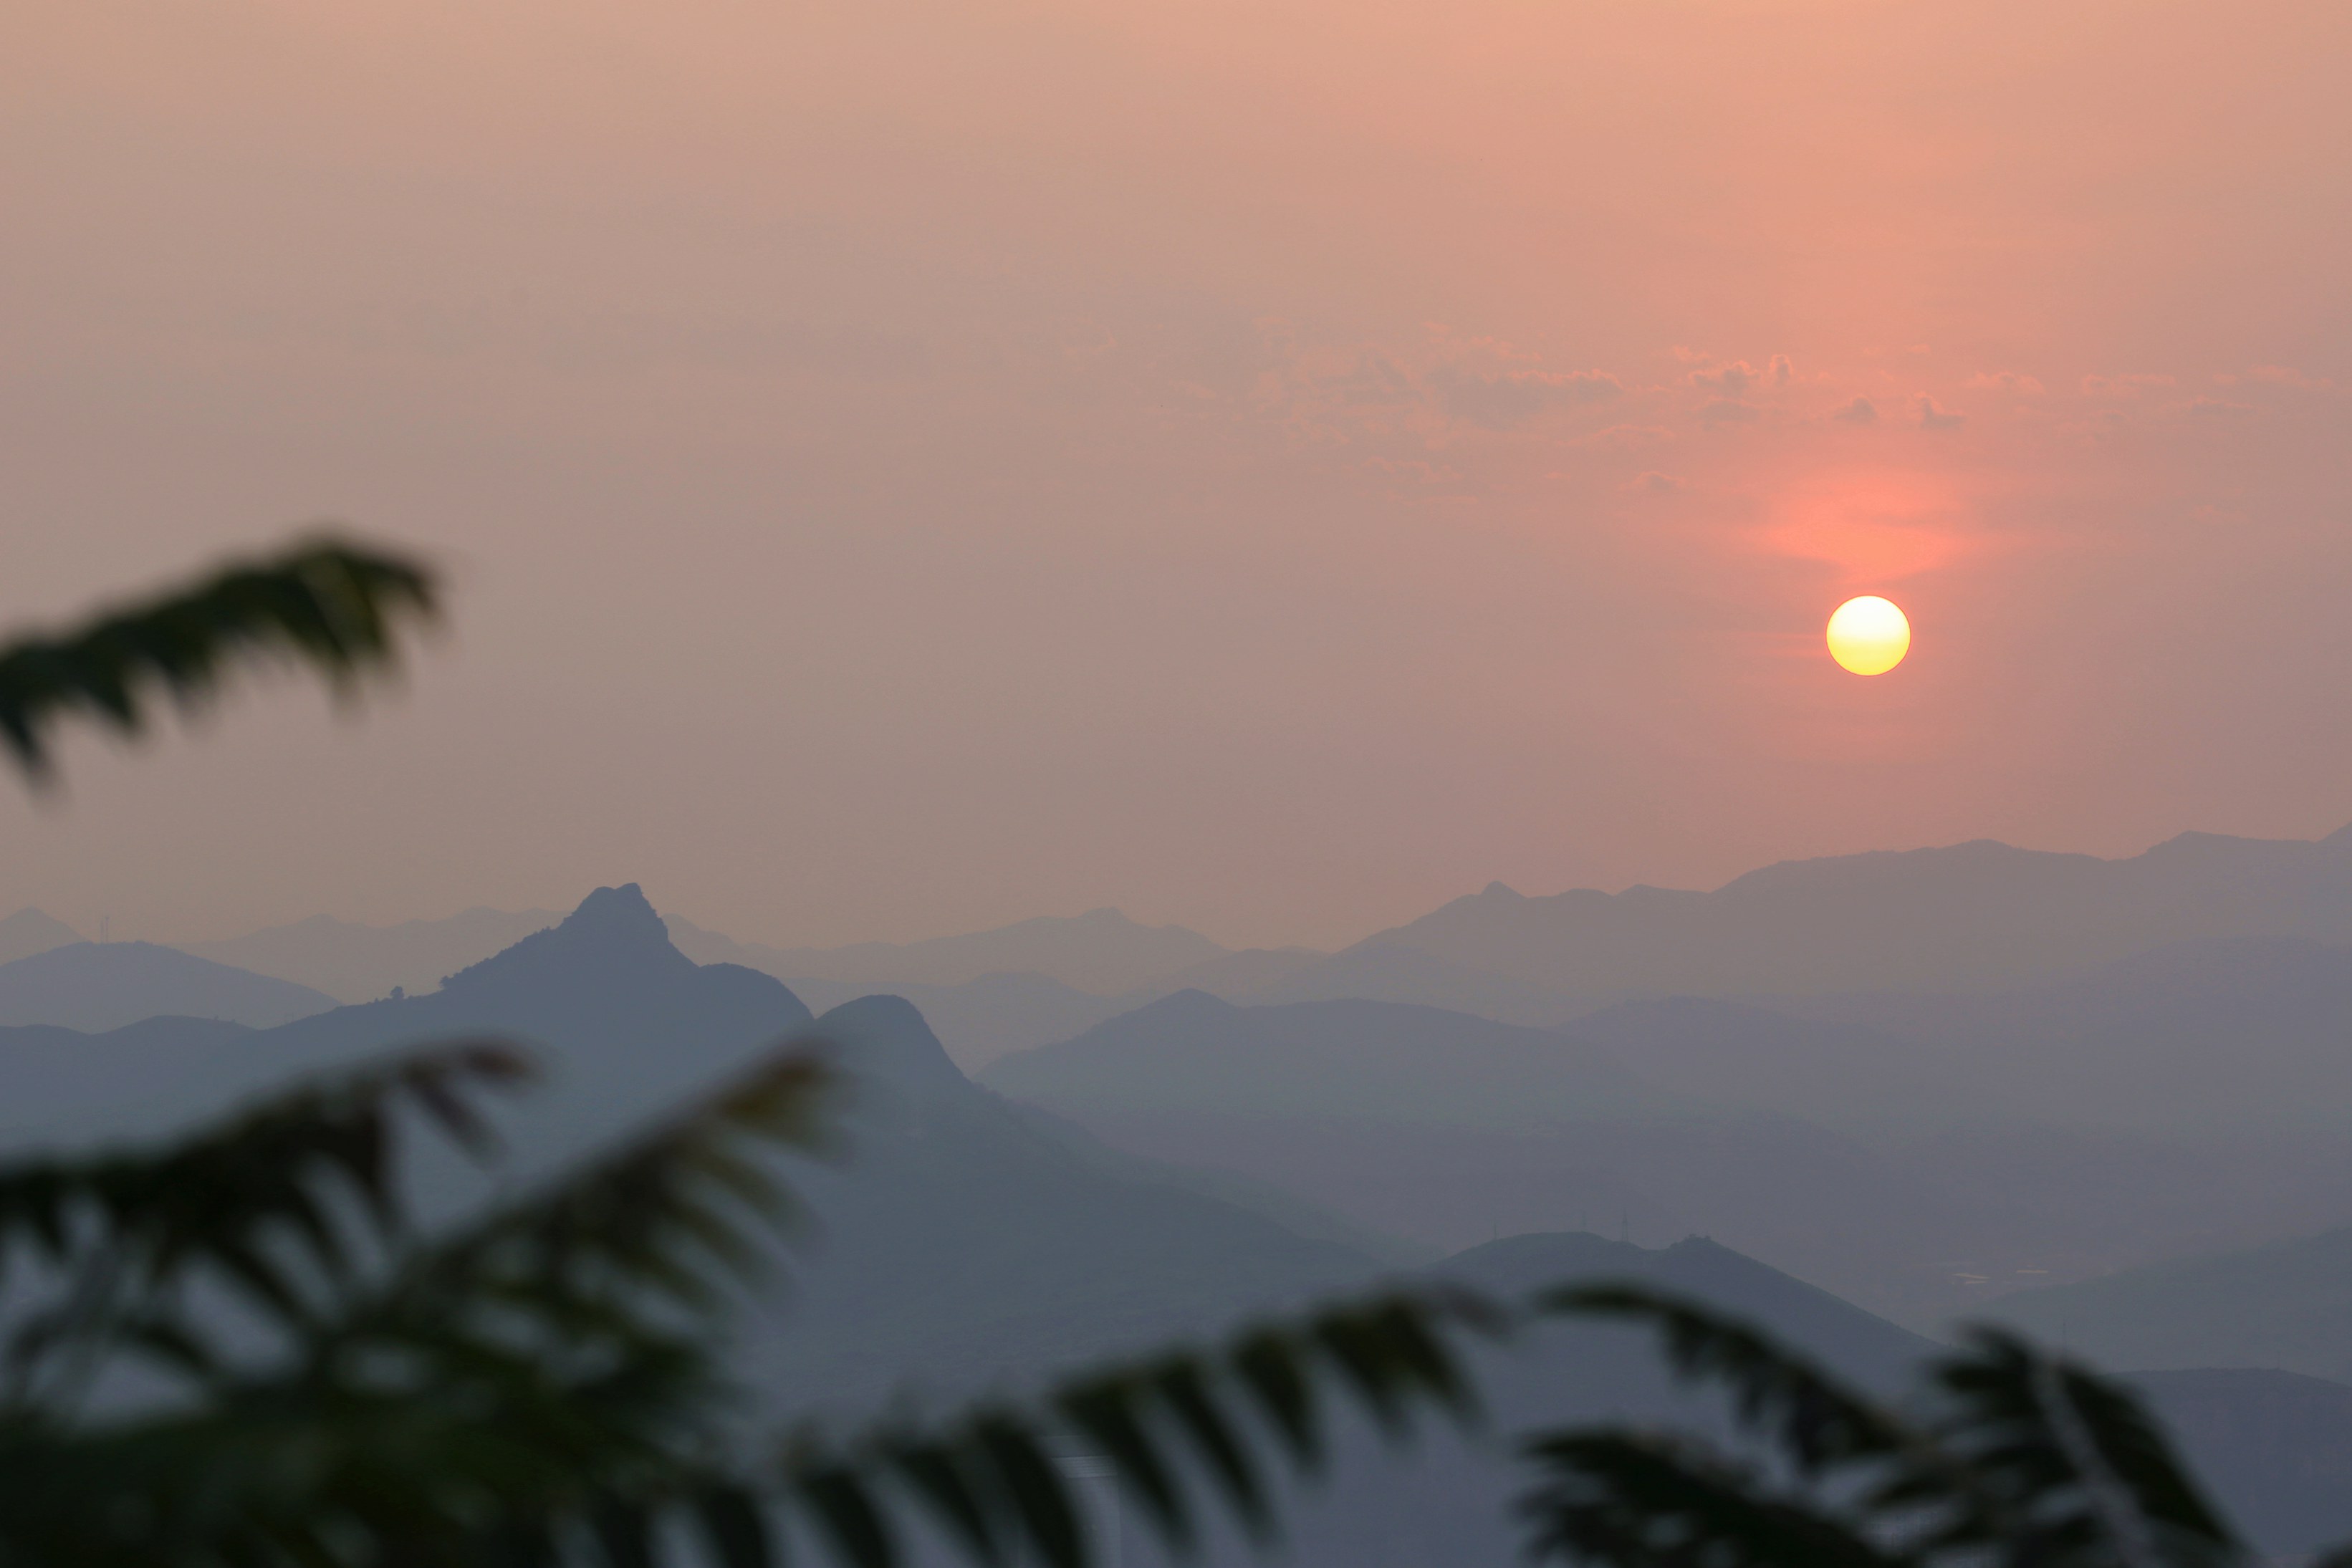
top-left (1520, 1428), bottom-right (1914, 1568)
top-left (0, 534), bottom-right (438, 781)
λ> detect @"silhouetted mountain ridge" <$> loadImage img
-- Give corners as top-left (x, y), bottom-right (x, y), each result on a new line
top-left (1347, 828), bottom-right (2352, 1009)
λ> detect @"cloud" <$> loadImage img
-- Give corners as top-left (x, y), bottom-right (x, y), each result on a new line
top-left (1690, 360), bottom-right (1757, 395)
top-left (2218, 365), bottom-right (2335, 392)
top-left (2081, 372), bottom-right (2176, 397)
top-left (1578, 423), bottom-right (1675, 448)
top-left (1916, 395), bottom-right (1966, 430)
top-left (1964, 370), bottom-right (2045, 395)
top-left (1770, 354), bottom-right (1795, 387)
top-left (1831, 396), bottom-right (1877, 425)
top-left (1699, 397), bottom-right (1761, 423)
top-left (1757, 471), bottom-right (1973, 579)
top-left (2179, 395), bottom-right (2254, 418)
top-left (1623, 470), bottom-right (1683, 494)
top-left (1439, 367), bottom-right (1626, 429)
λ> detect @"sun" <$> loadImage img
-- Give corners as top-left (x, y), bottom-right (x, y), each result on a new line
top-left (1825, 595), bottom-right (1911, 675)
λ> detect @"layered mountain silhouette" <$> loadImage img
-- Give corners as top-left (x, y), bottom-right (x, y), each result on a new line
top-left (1340, 829), bottom-right (2352, 1011)
top-left (4, 883), bottom-right (2349, 1554)
top-left (709, 824), bottom-right (2352, 1063)
top-left (1565, 932), bottom-right (2352, 1132)
top-left (0, 942), bottom-right (336, 1032)
top-left (979, 973), bottom-right (2352, 1329)
top-left (150, 824), bottom-right (2352, 1070)
top-left (1990, 1223), bottom-right (2352, 1383)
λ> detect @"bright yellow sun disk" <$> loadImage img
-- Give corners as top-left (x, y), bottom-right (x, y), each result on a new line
top-left (1826, 595), bottom-right (1911, 675)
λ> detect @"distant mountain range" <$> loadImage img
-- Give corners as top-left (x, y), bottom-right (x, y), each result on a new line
top-left (688, 824), bottom-right (2352, 1059)
top-left (1330, 826), bottom-right (2352, 1010)
top-left (0, 942), bottom-right (337, 1031)
top-left (4, 819), bottom-right (2339, 1067)
top-left (1, 883), bottom-right (2347, 1554)
top-left (1990, 1224), bottom-right (2352, 1384)
top-left (979, 965), bottom-right (2352, 1327)
top-left (1575, 933), bottom-right (2352, 1133)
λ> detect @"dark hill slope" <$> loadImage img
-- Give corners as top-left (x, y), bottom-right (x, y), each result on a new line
top-left (0, 1016), bottom-right (255, 1143)
top-left (739, 996), bottom-right (1378, 1415)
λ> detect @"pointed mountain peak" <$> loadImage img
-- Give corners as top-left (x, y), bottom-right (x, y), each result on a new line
top-left (812, 994), bottom-right (967, 1087)
top-left (1480, 881), bottom-right (1523, 900)
top-left (440, 883), bottom-right (693, 994)
top-left (562, 882), bottom-right (666, 938)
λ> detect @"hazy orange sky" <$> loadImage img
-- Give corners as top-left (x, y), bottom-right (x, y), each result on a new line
top-left (4, 1), bottom-right (2348, 948)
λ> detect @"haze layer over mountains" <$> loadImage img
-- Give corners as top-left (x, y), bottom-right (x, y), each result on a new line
top-left (12, 827), bottom-right (2352, 1552)
top-left (26, 822), bottom-right (2352, 1042)
top-left (6, 877), bottom-right (2352, 1557)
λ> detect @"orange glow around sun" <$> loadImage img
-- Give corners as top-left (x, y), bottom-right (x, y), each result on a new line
top-left (1826, 596), bottom-right (1911, 675)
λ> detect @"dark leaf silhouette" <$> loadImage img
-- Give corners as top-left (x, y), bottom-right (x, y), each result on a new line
top-left (0, 1020), bottom-right (1507, 1568)
top-left (1522, 1284), bottom-right (2249, 1568)
top-left (0, 534), bottom-right (438, 781)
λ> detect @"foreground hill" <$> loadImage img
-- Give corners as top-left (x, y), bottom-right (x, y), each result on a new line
top-left (737, 994), bottom-right (1378, 1414)
top-left (0, 942), bottom-right (337, 1031)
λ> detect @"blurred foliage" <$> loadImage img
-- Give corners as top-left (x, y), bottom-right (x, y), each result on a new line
top-left (0, 535), bottom-right (438, 781)
top-left (1520, 1284), bottom-right (2268, 1568)
top-left (0, 1038), bottom-right (1497, 1568)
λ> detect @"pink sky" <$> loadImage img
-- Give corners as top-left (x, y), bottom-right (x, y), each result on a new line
top-left (3, 1), bottom-right (2348, 949)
